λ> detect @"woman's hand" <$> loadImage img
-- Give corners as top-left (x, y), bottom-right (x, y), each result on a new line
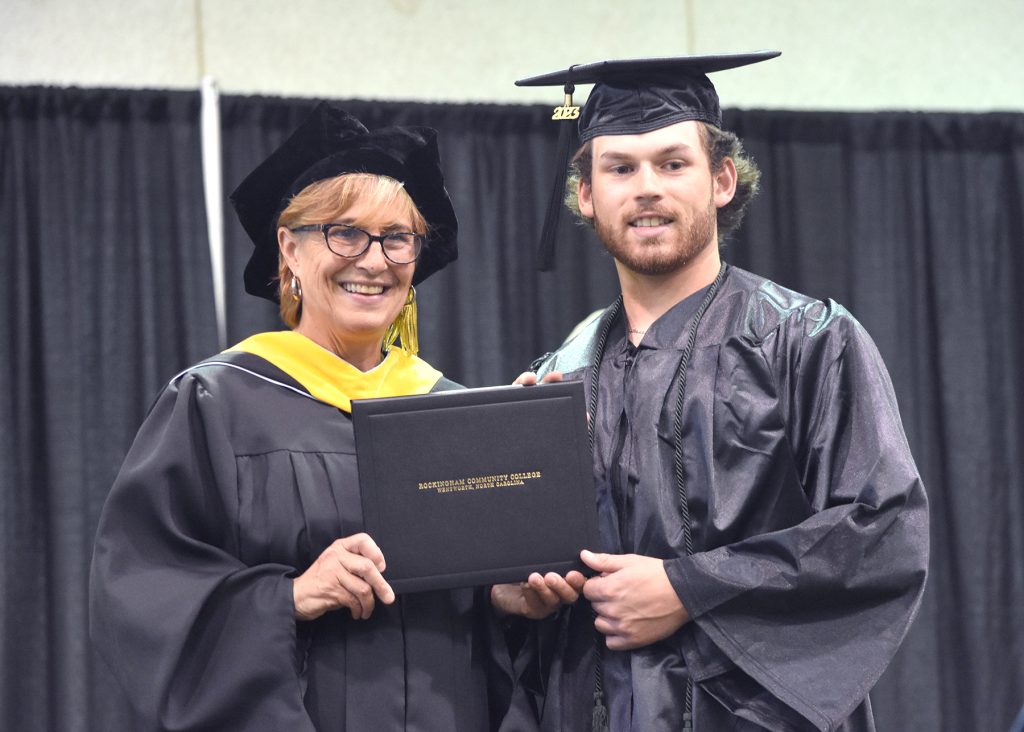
top-left (293, 533), bottom-right (395, 621)
top-left (490, 571), bottom-right (585, 620)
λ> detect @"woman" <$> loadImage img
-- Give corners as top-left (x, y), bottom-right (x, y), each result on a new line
top-left (90, 103), bottom-right (516, 731)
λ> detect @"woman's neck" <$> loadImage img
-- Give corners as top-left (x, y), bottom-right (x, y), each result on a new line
top-left (294, 322), bottom-right (385, 372)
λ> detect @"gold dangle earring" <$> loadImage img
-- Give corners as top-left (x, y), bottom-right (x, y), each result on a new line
top-left (290, 275), bottom-right (303, 302)
top-left (383, 286), bottom-right (419, 356)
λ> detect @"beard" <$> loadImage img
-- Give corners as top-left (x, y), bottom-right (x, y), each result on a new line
top-left (593, 195), bottom-right (718, 276)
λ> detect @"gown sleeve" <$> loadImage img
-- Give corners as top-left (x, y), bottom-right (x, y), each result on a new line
top-left (664, 303), bottom-right (929, 731)
top-left (89, 373), bottom-right (315, 731)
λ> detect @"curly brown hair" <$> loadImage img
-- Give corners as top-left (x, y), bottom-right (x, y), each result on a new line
top-left (564, 122), bottom-right (761, 241)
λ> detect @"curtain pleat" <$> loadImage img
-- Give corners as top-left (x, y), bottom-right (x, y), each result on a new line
top-left (1, 86), bottom-right (1022, 731)
top-left (726, 110), bottom-right (1024, 732)
top-left (0, 86), bottom-right (217, 732)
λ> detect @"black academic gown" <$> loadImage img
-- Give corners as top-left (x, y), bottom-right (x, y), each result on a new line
top-left (531, 264), bottom-right (929, 732)
top-left (90, 350), bottom-right (515, 732)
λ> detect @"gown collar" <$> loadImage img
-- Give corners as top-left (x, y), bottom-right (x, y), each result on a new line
top-left (227, 331), bottom-right (442, 413)
top-left (617, 284), bottom-right (712, 351)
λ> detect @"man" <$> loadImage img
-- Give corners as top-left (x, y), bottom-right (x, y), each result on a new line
top-left (502, 53), bottom-right (929, 731)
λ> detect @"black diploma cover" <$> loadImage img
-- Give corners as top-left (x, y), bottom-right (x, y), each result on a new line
top-left (352, 381), bottom-right (597, 594)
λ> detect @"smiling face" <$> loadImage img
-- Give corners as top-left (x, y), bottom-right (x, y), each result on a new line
top-left (578, 120), bottom-right (736, 278)
top-left (276, 174), bottom-right (425, 364)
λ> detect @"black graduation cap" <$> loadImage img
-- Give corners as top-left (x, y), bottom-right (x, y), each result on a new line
top-left (515, 51), bottom-right (780, 269)
top-left (231, 102), bottom-right (459, 303)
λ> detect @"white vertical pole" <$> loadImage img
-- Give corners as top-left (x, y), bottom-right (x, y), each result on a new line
top-left (200, 74), bottom-right (226, 350)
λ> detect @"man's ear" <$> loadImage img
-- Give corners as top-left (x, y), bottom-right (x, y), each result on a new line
top-left (713, 158), bottom-right (737, 208)
top-left (578, 179), bottom-right (595, 219)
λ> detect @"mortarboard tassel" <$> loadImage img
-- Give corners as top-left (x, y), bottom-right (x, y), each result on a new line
top-left (536, 80), bottom-right (580, 271)
top-left (592, 689), bottom-right (609, 732)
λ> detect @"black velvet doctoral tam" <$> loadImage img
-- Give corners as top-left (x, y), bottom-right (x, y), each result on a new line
top-left (230, 102), bottom-right (458, 302)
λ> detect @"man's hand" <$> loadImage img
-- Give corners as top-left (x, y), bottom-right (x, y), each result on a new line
top-left (293, 533), bottom-right (395, 621)
top-left (491, 571), bottom-right (586, 620)
top-left (582, 549), bottom-right (690, 650)
top-left (513, 371), bottom-right (564, 386)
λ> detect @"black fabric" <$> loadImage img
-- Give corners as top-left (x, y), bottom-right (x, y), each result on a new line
top-left (0, 86), bottom-right (217, 731)
top-left (1, 86), bottom-right (1023, 732)
top-left (89, 349), bottom-right (509, 731)
top-left (513, 51), bottom-right (781, 136)
top-left (533, 265), bottom-right (929, 731)
top-left (724, 111), bottom-right (1024, 732)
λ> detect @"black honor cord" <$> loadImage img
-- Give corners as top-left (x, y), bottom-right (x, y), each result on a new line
top-left (583, 262), bottom-right (727, 732)
top-left (585, 296), bottom-right (621, 732)
top-left (670, 262), bottom-right (727, 730)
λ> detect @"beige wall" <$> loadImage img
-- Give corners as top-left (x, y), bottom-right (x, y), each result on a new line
top-left (2, 0), bottom-right (1021, 111)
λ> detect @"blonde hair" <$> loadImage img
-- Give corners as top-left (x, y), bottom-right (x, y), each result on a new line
top-left (276, 173), bottom-right (427, 327)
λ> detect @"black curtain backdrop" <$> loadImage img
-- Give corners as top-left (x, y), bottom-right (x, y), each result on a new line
top-left (2, 85), bottom-right (1022, 731)
top-left (0, 87), bottom-right (218, 731)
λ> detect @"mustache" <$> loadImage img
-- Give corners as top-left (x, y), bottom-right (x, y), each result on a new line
top-left (625, 207), bottom-right (677, 221)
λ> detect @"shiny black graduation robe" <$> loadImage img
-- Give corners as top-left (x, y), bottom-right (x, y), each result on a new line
top-left (90, 350), bottom-right (514, 731)
top-left (531, 265), bottom-right (929, 731)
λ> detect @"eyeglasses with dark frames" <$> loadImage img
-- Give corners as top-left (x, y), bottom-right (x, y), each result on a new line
top-left (290, 223), bottom-right (423, 264)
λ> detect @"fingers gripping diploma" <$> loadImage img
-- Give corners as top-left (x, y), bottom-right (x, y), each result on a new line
top-left (293, 533), bottom-right (395, 621)
top-left (513, 371), bottom-right (564, 386)
top-left (581, 550), bottom-right (691, 651)
top-left (491, 571), bottom-right (586, 620)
